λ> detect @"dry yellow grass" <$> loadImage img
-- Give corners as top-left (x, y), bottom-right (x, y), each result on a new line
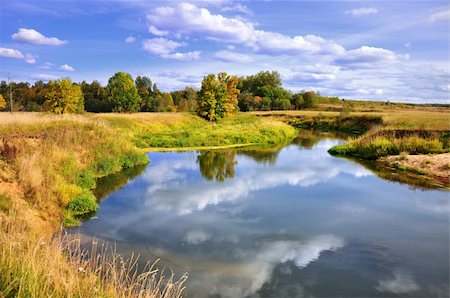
top-left (251, 109), bottom-right (450, 131)
top-left (0, 111), bottom-right (298, 297)
top-left (0, 217), bottom-right (187, 298)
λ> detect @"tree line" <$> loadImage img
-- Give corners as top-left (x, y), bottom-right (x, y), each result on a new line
top-left (0, 71), bottom-right (341, 120)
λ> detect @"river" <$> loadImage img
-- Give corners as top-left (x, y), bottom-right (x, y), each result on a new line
top-left (69, 131), bottom-right (449, 297)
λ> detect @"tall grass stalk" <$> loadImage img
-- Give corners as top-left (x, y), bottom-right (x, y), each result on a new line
top-left (0, 219), bottom-right (187, 298)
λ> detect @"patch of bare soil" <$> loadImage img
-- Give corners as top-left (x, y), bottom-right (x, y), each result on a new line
top-left (383, 153), bottom-right (450, 180)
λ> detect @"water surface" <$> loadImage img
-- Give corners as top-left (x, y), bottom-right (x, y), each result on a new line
top-left (70, 133), bottom-right (449, 297)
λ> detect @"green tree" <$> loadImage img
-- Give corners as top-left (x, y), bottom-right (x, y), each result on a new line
top-left (81, 80), bottom-right (111, 112)
top-left (239, 71), bottom-right (282, 94)
top-left (197, 72), bottom-right (240, 121)
top-left (135, 76), bottom-right (152, 92)
top-left (255, 86), bottom-right (291, 110)
top-left (158, 93), bottom-right (175, 111)
top-left (302, 91), bottom-right (318, 108)
top-left (185, 87), bottom-right (198, 112)
top-left (107, 72), bottom-right (141, 112)
top-left (292, 93), bottom-right (304, 110)
top-left (43, 78), bottom-right (84, 114)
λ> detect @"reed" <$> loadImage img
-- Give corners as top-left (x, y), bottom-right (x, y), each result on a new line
top-left (0, 218), bottom-right (187, 298)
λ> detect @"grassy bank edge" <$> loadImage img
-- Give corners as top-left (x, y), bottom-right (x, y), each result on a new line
top-left (0, 112), bottom-right (298, 297)
top-left (253, 110), bottom-right (450, 188)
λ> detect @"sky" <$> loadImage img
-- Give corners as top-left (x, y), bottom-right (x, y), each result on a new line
top-left (0, 0), bottom-right (449, 103)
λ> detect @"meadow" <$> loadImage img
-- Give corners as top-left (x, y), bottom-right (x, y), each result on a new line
top-left (0, 112), bottom-right (296, 297)
top-left (0, 107), bottom-right (448, 297)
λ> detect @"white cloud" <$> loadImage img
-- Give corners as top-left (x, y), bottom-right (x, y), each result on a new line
top-left (0, 47), bottom-right (24, 59)
top-left (346, 7), bottom-right (378, 17)
top-left (142, 38), bottom-right (200, 61)
top-left (125, 36), bottom-right (136, 43)
top-left (31, 74), bottom-right (59, 81)
top-left (148, 25), bottom-right (168, 36)
top-left (376, 271), bottom-right (420, 294)
top-left (24, 53), bottom-right (36, 64)
top-left (142, 38), bottom-right (186, 55)
top-left (250, 31), bottom-right (345, 56)
top-left (222, 3), bottom-right (252, 15)
top-left (214, 50), bottom-right (253, 63)
top-left (429, 9), bottom-right (450, 22)
top-left (335, 46), bottom-right (408, 67)
top-left (146, 2), bottom-right (345, 56)
top-left (162, 51), bottom-right (201, 61)
top-left (12, 28), bottom-right (67, 46)
top-left (147, 2), bottom-right (255, 43)
top-left (59, 64), bottom-right (75, 72)
top-left (37, 62), bottom-right (53, 69)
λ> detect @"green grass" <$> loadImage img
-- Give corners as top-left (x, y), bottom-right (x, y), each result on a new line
top-left (123, 114), bottom-right (298, 148)
top-left (328, 129), bottom-right (449, 159)
top-left (0, 112), bottom-right (297, 298)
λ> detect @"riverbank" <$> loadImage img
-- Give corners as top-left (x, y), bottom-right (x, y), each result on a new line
top-left (253, 109), bottom-right (450, 188)
top-left (0, 112), bottom-right (297, 297)
top-left (381, 153), bottom-right (450, 184)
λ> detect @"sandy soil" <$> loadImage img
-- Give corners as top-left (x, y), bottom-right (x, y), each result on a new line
top-left (383, 153), bottom-right (450, 179)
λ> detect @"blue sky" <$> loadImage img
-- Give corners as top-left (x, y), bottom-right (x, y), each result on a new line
top-left (0, 0), bottom-right (449, 103)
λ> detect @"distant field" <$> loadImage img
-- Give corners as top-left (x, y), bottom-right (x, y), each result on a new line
top-left (251, 107), bottom-right (450, 131)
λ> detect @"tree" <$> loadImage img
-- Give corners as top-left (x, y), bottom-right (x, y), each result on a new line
top-left (107, 72), bottom-right (141, 112)
top-left (255, 86), bottom-right (291, 110)
top-left (82, 80), bottom-right (111, 112)
top-left (185, 87), bottom-right (198, 112)
top-left (7, 74), bottom-right (17, 113)
top-left (43, 78), bottom-right (84, 114)
top-left (197, 72), bottom-right (240, 121)
top-left (239, 71), bottom-right (282, 94)
top-left (135, 76), bottom-right (152, 93)
top-left (292, 93), bottom-right (304, 110)
top-left (302, 91), bottom-right (318, 108)
top-left (0, 94), bottom-right (6, 110)
top-left (158, 92), bottom-right (175, 111)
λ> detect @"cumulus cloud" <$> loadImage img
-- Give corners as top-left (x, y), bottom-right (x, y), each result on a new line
top-left (0, 47), bottom-right (24, 59)
top-left (146, 2), bottom-right (345, 56)
top-left (31, 74), bottom-right (59, 81)
top-left (142, 38), bottom-right (185, 55)
top-left (142, 38), bottom-right (200, 61)
top-left (125, 36), bottom-right (136, 43)
top-left (24, 53), bottom-right (36, 64)
top-left (0, 47), bottom-right (37, 64)
top-left (12, 28), bottom-right (67, 46)
top-left (346, 7), bottom-right (378, 16)
top-left (214, 50), bottom-right (253, 63)
top-left (429, 9), bottom-right (450, 22)
top-left (59, 64), bottom-right (75, 72)
top-left (335, 46), bottom-right (408, 67)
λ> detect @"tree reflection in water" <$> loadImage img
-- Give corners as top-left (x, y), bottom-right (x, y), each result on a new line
top-left (197, 150), bottom-right (237, 182)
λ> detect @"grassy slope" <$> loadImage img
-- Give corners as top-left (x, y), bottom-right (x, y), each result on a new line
top-left (252, 109), bottom-right (450, 157)
top-left (0, 112), bottom-right (296, 298)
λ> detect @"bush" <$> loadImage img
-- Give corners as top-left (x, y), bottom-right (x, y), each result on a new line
top-left (67, 191), bottom-right (98, 215)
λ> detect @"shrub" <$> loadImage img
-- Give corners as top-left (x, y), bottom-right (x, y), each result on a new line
top-left (67, 191), bottom-right (98, 215)
top-left (77, 168), bottom-right (96, 189)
